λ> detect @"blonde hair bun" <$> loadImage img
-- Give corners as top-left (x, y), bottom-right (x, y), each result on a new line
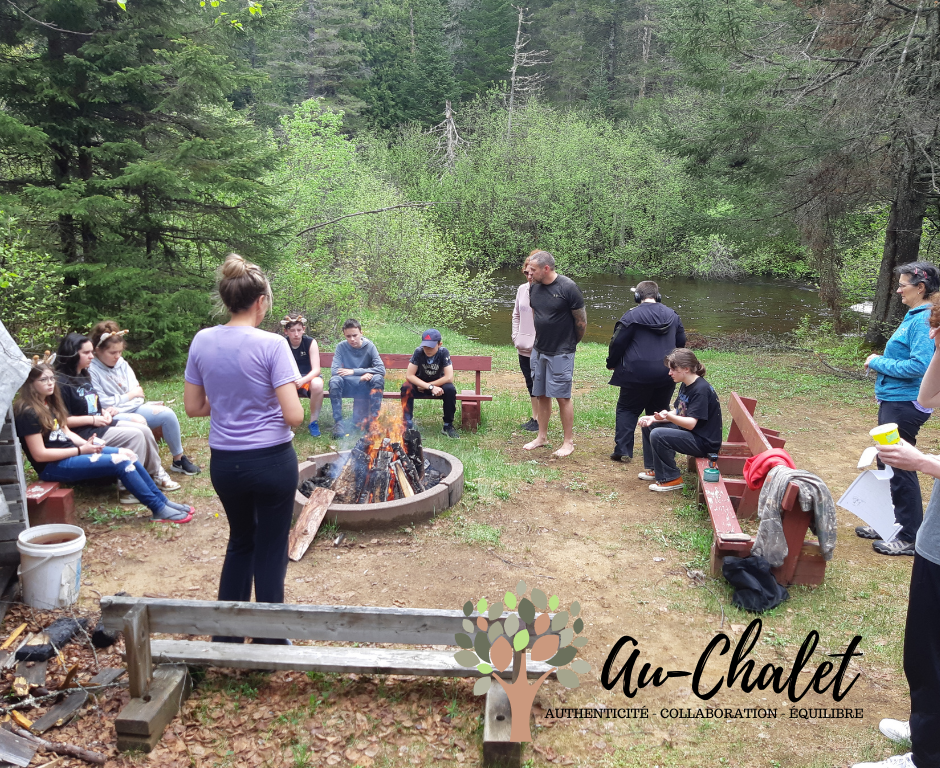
top-left (221, 253), bottom-right (249, 279)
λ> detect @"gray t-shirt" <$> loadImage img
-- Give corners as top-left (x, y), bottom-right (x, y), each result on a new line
top-left (916, 478), bottom-right (940, 564)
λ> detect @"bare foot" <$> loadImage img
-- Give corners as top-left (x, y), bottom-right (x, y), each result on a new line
top-left (524, 437), bottom-right (549, 450)
top-left (553, 442), bottom-right (575, 457)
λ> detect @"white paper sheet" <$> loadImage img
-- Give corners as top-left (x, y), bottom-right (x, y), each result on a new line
top-left (837, 456), bottom-right (901, 543)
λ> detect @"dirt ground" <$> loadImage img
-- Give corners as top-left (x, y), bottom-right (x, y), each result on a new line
top-left (3, 370), bottom-right (928, 768)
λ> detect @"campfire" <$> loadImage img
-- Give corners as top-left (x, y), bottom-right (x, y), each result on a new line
top-left (299, 407), bottom-right (443, 504)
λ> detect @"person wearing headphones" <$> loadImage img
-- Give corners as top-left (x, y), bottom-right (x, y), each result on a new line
top-left (606, 280), bottom-right (686, 462)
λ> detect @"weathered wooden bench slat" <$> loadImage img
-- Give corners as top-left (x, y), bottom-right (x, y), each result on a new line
top-left (148, 640), bottom-right (556, 679)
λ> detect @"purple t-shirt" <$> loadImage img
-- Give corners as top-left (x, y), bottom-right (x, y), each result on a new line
top-left (185, 325), bottom-right (300, 451)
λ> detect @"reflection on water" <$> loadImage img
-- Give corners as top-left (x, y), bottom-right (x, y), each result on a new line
top-left (460, 270), bottom-right (833, 346)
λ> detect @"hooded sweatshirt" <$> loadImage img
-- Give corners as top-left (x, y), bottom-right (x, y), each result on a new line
top-left (88, 356), bottom-right (145, 413)
top-left (606, 302), bottom-right (686, 387)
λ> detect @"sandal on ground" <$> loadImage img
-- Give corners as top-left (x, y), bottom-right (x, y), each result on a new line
top-left (151, 505), bottom-right (193, 524)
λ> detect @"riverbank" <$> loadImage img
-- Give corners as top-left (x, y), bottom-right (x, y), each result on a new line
top-left (18, 321), bottom-right (934, 767)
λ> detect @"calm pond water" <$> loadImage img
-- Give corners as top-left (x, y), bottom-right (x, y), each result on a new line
top-left (460, 270), bottom-right (837, 346)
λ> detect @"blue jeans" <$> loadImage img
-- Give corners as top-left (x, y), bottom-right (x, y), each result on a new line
top-left (114, 404), bottom-right (184, 456)
top-left (40, 447), bottom-right (168, 513)
top-left (329, 375), bottom-right (384, 423)
top-left (641, 422), bottom-right (708, 483)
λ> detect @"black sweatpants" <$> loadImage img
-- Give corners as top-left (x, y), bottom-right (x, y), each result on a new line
top-left (878, 400), bottom-right (931, 543)
top-left (907, 554), bottom-right (940, 767)
top-left (210, 441), bottom-right (298, 641)
top-left (519, 354), bottom-right (534, 396)
top-left (614, 382), bottom-right (676, 458)
top-left (401, 382), bottom-right (457, 425)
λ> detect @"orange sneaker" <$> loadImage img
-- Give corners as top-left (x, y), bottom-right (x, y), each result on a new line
top-left (649, 478), bottom-right (684, 492)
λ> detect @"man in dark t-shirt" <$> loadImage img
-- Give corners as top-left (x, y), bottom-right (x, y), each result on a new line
top-left (525, 250), bottom-right (586, 457)
top-left (401, 329), bottom-right (459, 438)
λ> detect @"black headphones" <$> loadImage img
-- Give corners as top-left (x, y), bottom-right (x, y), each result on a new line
top-left (633, 286), bottom-right (662, 303)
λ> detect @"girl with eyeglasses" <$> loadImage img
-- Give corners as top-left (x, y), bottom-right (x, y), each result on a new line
top-left (13, 364), bottom-right (194, 523)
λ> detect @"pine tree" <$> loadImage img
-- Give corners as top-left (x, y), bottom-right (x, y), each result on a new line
top-left (452, 0), bottom-right (516, 100)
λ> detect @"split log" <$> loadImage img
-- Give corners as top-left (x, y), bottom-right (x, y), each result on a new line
top-left (394, 463), bottom-right (414, 497)
top-left (398, 452), bottom-right (424, 493)
top-left (289, 488), bottom-right (336, 562)
top-left (12, 727), bottom-right (105, 765)
top-left (330, 459), bottom-right (356, 503)
top-left (404, 429), bottom-right (424, 479)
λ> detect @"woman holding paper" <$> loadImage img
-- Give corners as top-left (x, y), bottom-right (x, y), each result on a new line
top-left (855, 326), bottom-right (940, 768)
top-left (858, 261), bottom-right (939, 556)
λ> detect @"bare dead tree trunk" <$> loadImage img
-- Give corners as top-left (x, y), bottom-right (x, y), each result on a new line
top-left (639, 8), bottom-right (651, 100)
top-left (865, 145), bottom-right (929, 346)
top-left (443, 101), bottom-right (457, 170)
top-left (507, 6), bottom-right (548, 139)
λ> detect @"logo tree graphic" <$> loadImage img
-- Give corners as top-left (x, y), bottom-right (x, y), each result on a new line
top-left (454, 581), bottom-right (588, 742)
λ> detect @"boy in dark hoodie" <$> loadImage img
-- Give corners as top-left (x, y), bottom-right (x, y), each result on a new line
top-left (606, 281), bottom-right (686, 462)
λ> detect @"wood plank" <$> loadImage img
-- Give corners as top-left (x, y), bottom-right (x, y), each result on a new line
top-left (13, 659), bottom-right (47, 696)
top-left (483, 684), bottom-right (520, 768)
top-left (0, 422), bottom-right (13, 441)
top-left (288, 488), bottom-right (336, 562)
top-left (30, 690), bottom-right (88, 734)
top-left (695, 459), bottom-right (742, 536)
top-left (0, 727), bottom-right (39, 767)
top-left (102, 598), bottom-right (479, 646)
top-left (25, 482), bottom-right (58, 504)
top-left (2, 484), bottom-right (23, 502)
top-left (123, 605), bottom-right (152, 699)
top-left (0, 539), bottom-right (21, 565)
top-left (115, 665), bottom-right (191, 745)
top-left (720, 442), bottom-right (753, 457)
top-left (147, 640), bottom-right (557, 680)
top-left (89, 667), bottom-right (126, 686)
top-left (0, 445), bottom-right (14, 464)
top-left (0, 520), bottom-right (28, 542)
top-left (449, 356), bottom-right (493, 371)
top-left (0, 465), bottom-right (16, 482)
top-left (729, 392), bottom-right (773, 456)
top-left (319, 353), bottom-right (491, 372)
top-left (723, 478), bottom-right (746, 499)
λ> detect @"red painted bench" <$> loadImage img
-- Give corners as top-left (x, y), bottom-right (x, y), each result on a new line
top-left (319, 353), bottom-right (493, 431)
top-left (689, 392), bottom-right (826, 586)
top-left (25, 481), bottom-right (77, 527)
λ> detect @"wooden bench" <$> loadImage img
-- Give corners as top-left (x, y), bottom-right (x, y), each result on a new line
top-left (320, 353), bottom-right (493, 430)
top-left (100, 596), bottom-right (555, 762)
top-left (688, 392), bottom-right (827, 586)
top-left (25, 481), bottom-right (76, 527)
top-left (0, 408), bottom-right (30, 565)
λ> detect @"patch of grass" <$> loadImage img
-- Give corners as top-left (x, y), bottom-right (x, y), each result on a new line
top-left (640, 498), bottom-right (712, 570)
top-left (85, 505), bottom-right (139, 525)
top-left (452, 516), bottom-right (502, 548)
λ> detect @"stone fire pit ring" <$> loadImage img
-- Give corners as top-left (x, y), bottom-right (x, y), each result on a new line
top-left (294, 449), bottom-right (464, 529)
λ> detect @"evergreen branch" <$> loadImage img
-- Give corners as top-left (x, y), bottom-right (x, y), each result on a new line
top-left (4, 0), bottom-right (94, 36)
top-left (295, 203), bottom-right (452, 236)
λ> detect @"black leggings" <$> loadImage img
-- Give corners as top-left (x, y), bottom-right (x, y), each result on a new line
top-left (518, 354), bottom-right (533, 396)
top-left (210, 441), bottom-right (298, 637)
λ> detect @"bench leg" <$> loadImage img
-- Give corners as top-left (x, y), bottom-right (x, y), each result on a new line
top-left (483, 684), bottom-right (521, 768)
top-left (115, 665), bottom-right (192, 752)
top-left (461, 399), bottom-right (481, 431)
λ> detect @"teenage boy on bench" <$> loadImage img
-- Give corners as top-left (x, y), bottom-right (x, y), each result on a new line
top-left (329, 319), bottom-right (385, 438)
top-left (401, 329), bottom-right (459, 438)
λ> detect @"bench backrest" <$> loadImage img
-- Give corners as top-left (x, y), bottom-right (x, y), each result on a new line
top-left (728, 392), bottom-right (785, 454)
top-left (320, 353), bottom-right (492, 373)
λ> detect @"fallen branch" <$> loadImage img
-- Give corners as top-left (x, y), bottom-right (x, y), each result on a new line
top-left (814, 352), bottom-right (869, 380)
top-left (0, 683), bottom-right (125, 714)
top-left (12, 727), bottom-right (105, 765)
top-left (295, 202), bottom-right (451, 236)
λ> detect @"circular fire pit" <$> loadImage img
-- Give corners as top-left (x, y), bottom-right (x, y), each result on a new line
top-left (295, 449), bottom-right (464, 529)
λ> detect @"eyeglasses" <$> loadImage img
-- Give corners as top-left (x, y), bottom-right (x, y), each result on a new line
top-left (36, 377), bottom-right (56, 383)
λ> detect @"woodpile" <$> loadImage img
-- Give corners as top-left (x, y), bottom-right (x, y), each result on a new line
top-left (333, 431), bottom-right (426, 504)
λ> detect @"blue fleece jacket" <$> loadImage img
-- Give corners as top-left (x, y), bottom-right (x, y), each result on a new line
top-left (869, 304), bottom-right (934, 401)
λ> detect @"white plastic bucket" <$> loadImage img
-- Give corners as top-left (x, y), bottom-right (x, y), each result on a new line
top-left (17, 525), bottom-right (86, 610)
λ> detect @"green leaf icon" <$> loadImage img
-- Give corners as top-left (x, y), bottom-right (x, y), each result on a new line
top-left (488, 602), bottom-right (504, 620)
top-left (556, 668), bottom-right (580, 689)
top-left (516, 580), bottom-right (527, 596)
top-left (462, 619), bottom-right (474, 633)
top-left (551, 611), bottom-right (569, 632)
top-left (477, 598), bottom-right (488, 614)
top-left (518, 598), bottom-right (535, 624)
top-left (547, 646), bottom-right (578, 667)
top-left (473, 676), bottom-right (492, 696)
top-left (463, 601), bottom-right (474, 617)
top-left (572, 637), bottom-right (588, 647)
top-left (558, 627), bottom-right (573, 648)
top-left (504, 614), bottom-right (520, 637)
top-left (570, 659), bottom-right (591, 674)
top-left (455, 650), bottom-right (479, 667)
top-left (573, 618), bottom-right (584, 634)
top-left (531, 589), bottom-right (548, 611)
top-left (487, 621), bottom-right (504, 643)
top-left (477, 662), bottom-right (493, 675)
top-left (513, 628), bottom-right (530, 651)
top-left (549, 594), bottom-right (560, 611)
top-left (474, 630), bottom-right (492, 663)
top-left (455, 633), bottom-right (473, 649)
top-left (504, 591), bottom-right (517, 610)
top-left (569, 601), bottom-right (581, 617)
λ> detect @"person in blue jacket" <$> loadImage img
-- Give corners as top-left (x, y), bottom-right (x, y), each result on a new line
top-left (858, 261), bottom-right (940, 556)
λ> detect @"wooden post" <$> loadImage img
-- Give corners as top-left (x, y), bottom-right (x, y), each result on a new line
top-left (123, 605), bottom-right (152, 699)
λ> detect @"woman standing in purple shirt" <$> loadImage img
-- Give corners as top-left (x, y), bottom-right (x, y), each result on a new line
top-left (184, 254), bottom-right (304, 642)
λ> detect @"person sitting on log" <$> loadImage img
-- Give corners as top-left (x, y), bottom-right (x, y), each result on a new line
top-left (401, 329), bottom-right (459, 438)
top-left (280, 314), bottom-right (325, 437)
top-left (637, 348), bottom-right (722, 492)
top-left (328, 319), bottom-right (385, 438)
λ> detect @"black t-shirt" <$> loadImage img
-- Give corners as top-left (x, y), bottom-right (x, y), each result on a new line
top-left (57, 373), bottom-right (109, 440)
top-left (410, 347), bottom-right (452, 383)
top-left (530, 275), bottom-right (585, 356)
top-left (674, 377), bottom-right (723, 453)
top-left (14, 407), bottom-right (75, 475)
top-left (289, 335), bottom-right (314, 376)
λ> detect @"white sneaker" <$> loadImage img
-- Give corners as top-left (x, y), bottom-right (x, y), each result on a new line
top-left (880, 719), bottom-right (911, 743)
top-left (851, 753), bottom-right (914, 768)
top-left (154, 470), bottom-right (181, 492)
top-left (638, 470), bottom-right (655, 481)
top-left (116, 481), bottom-right (137, 505)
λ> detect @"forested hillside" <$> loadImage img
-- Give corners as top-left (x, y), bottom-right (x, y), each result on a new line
top-left (2, 0), bottom-right (939, 363)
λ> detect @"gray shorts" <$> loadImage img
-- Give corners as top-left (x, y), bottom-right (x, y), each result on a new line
top-left (530, 350), bottom-right (575, 399)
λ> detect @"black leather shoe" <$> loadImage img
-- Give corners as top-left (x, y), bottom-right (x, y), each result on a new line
top-left (610, 453), bottom-right (631, 462)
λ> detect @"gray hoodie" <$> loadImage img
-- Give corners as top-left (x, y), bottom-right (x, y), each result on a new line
top-left (330, 338), bottom-right (385, 378)
top-left (88, 356), bottom-right (145, 413)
